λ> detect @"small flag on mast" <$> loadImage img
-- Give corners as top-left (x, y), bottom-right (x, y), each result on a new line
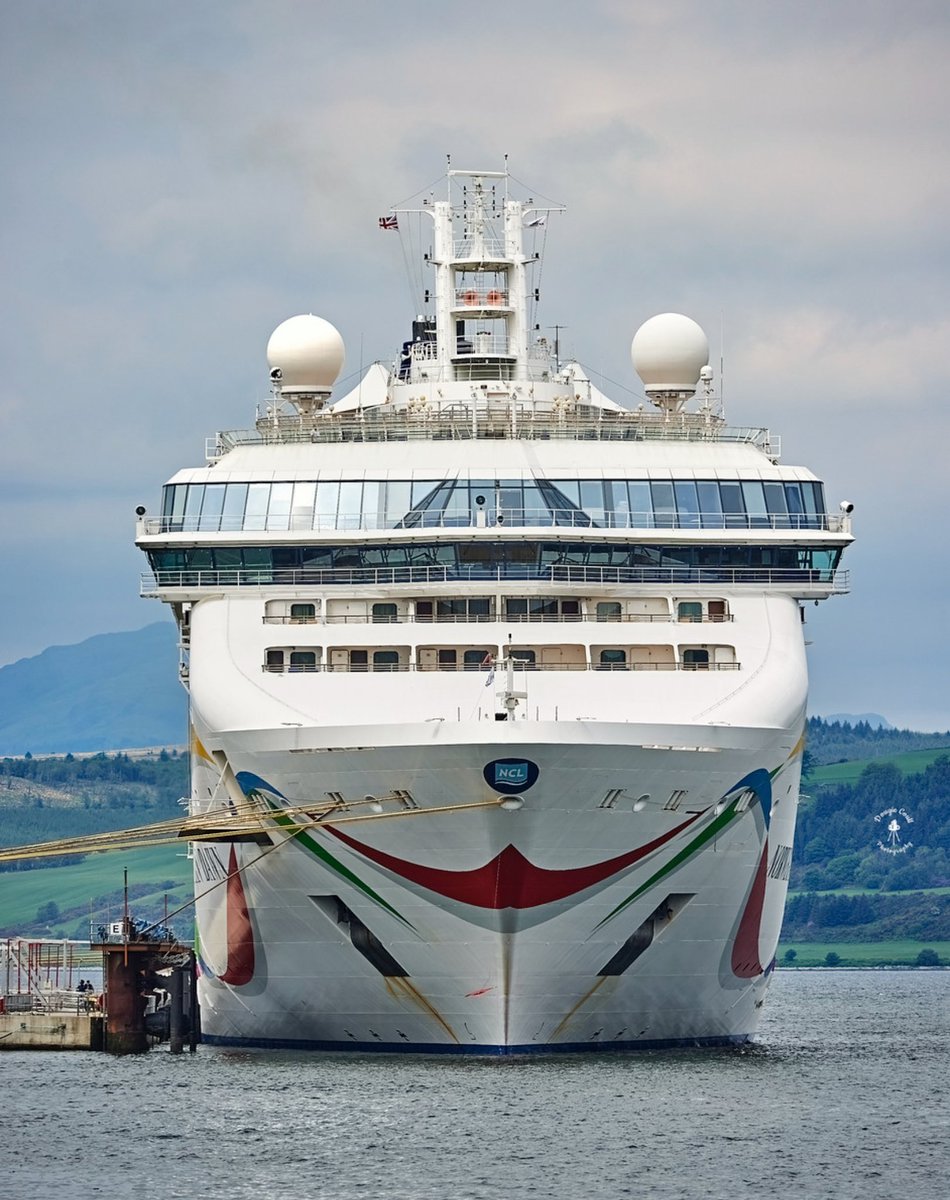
top-left (378, 215), bottom-right (398, 231)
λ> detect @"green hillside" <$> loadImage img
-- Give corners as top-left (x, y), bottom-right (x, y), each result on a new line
top-left (0, 845), bottom-right (192, 939)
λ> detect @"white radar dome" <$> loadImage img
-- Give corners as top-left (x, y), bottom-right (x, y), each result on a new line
top-left (631, 313), bottom-right (709, 409)
top-left (266, 314), bottom-right (345, 401)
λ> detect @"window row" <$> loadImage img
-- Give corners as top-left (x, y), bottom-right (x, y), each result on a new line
top-left (158, 477), bottom-right (828, 533)
top-left (149, 541), bottom-right (842, 579)
top-left (262, 597), bottom-right (731, 624)
top-left (263, 644), bottom-right (739, 673)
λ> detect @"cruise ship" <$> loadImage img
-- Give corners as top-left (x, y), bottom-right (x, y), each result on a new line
top-left (136, 167), bottom-right (852, 1053)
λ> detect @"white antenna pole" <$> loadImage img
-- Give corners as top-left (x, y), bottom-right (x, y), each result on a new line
top-left (719, 311), bottom-right (725, 415)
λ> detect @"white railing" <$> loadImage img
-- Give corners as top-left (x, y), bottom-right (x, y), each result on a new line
top-left (453, 334), bottom-right (513, 357)
top-left (143, 566), bottom-right (849, 592)
top-left (143, 510), bottom-right (843, 535)
top-left (207, 408), bottom-right (777, 452)
top-left (262, 612), bottom-right (733, 626)
top-left (261, 661), bottom-right (741, 675)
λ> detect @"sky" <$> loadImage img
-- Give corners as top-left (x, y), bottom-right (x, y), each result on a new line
top-left (1, 0), bottom-right (949, 730)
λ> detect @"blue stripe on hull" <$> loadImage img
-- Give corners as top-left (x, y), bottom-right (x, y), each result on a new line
top-left (200, 1032), bottom-right (752, 1055)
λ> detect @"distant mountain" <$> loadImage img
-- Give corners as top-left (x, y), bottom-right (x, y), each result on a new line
top-left (0, 624), bottom-right (185, 755)
top-left (821, 712), bottom-right (894, 730)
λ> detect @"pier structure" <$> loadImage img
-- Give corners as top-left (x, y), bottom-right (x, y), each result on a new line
top-left (1, 927), bottom-right (198, 1054)
top-left (91, 917), bottom-right (198, 1055)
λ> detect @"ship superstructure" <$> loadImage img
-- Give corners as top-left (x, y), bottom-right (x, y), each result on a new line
top-left (136, 168), bottom-right (852, 1052)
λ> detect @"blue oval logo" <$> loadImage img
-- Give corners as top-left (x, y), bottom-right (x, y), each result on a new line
top-left (483, 758), bottom-right (539, 794)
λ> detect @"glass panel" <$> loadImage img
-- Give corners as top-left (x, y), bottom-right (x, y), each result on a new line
top-left (763, 482), bottom-right (788, 527)
top-left (290, 603), bottom-right (315, 621)
top-left (384, 481), bottom-right (412, 528)
top-left (469, 480), bottom-right (494, 525)
top-left (599, 649), bottom-right (626, 670)
top-left (596, 602), bottom-right (621, 621)
top-left (505, 599), bottom-right (528, 618)
top-left (442, 482), bottom-right (471, 527)
top-left (183, 485), bottom-right (204, 532)
top-left (350, 650), bottom-right (369, 669)
top-left (266, 482), bottom-right (293, 531)
top-left (784, 483), bottom-right (804, 525)
top-left (674, 481), bottom-right (700, 529)
top-left (244, 483), bottom-right (270, 531)
top-left (289, 651), bottom-right (316, 672)
top-left (361, 480), bottom-right (381, 530)
top-left (549, 480), bottom-right (580, 506)
top-left (213, 547), bottom-right (242, 569)
top-left (579, 481), bottom-right (605, 525)
top-left (650, 481), bottom-right (676, 528)
top-left (463, 649), bottom-right (492, 669)
top-left (221, 484), bottom-right (248, 532)
top-left (627, 482), bottom-right (653, 528)
top-left (290, 482), bottom-right (316, 531)
top-left (372, 603), bottom-right (397, 623)
top-left (161, 485), bottom-right (177, 520)
top-left (677, 602), bottom-right (702, 623)
top-left (265, 649), bottom-right (284, 668)
top-left (337, 482), bottom-right (363, 531)
top-left (411, 480), bottom-right (441, 505)
top-left (373, 650), bottom-right (400, 670)
top-left (741, 482), bottom-right (768, 527)
top-left (497, 484), bottom-right (523, 525)
top-left (201, 484), bottom-right (225, 531)
top-left (696, 481), bottom-right (723, 528)
top-left (314, 482), bottom-right (339, 529)
top-left (522, 484), bottom-right (547, 525)
top-left (682, 648), bottom-right (710, 669)
top-left (719, 481), bottom-right (745, 528)
top-left (607, 480), bottom-right (629, 528)
top-left (437, 650), bottom-right (457, 669)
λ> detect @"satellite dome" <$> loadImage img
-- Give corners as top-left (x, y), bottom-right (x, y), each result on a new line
top-left (266, 314), bottom-right (345, 399)
top-left (631, 313), bottom-right (709, 409)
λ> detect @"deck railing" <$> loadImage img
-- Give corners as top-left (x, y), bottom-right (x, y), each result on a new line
top-left (261, 661), bottom-right (741, 675)
top-left (142, 510), bottom-right (843, 535)
top-left (143, 566), bottom-right (848, 592)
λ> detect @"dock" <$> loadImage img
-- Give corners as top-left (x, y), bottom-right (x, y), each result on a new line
top-left (1, 927), bottom-right (198, 1054)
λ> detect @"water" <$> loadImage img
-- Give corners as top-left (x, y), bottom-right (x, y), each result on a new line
top-left (3, 971), bottom-right (947, 1200)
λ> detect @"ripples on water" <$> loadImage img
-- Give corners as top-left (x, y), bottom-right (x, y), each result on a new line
top-left (4, 972), bottom-right (947, 1200)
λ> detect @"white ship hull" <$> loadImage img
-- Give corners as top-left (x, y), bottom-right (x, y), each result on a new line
top-left (190, 719), bottom-right (802, 1053)
top-left (137, 165), bottom-right (851, 1053)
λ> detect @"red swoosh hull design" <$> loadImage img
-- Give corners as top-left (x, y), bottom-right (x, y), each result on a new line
top-left (730, 841), bottom-right (769, 977)
top-left (327, 813), bottom-right (701, 909)
top-left (220, 846), bottom-right (255, 985)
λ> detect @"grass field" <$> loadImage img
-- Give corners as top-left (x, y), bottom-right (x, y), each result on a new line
top-left (807, 746), bottom-right (950, 786)
top-left (0, 844), bottom-right (191, 934)
top-left (777, 939), bottom-right (950, 966)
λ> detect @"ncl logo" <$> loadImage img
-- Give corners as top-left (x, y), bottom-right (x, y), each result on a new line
top-left (495, 762), bottom-right (529, 786)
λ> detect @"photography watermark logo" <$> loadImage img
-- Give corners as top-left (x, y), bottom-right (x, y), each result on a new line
top-left (873, 806), bottom-right (914, 855)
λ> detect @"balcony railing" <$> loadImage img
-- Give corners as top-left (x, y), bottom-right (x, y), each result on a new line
top-left (261, 661), bottom-right (741, 675)
top-left (207, 408), bottom-right (779, 452)
top-left (143, 510), bottom-right (844, 535)
top-left (262, 612), bottom-right (734, 625)
top-left (143, 566), bottom-right (848, 592)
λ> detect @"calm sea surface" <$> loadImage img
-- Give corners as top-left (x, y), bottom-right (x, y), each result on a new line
top-left (3, 971), bottom-right (947, 1200)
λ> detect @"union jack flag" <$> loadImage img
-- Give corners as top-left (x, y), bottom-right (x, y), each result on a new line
top-left (378, 215), bottom-right (398, 231)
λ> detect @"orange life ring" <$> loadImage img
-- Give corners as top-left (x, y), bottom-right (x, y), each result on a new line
top-left (486, 290), bottom-right (503, 305)
top-left (463, 291), bottom-right (479, 306)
